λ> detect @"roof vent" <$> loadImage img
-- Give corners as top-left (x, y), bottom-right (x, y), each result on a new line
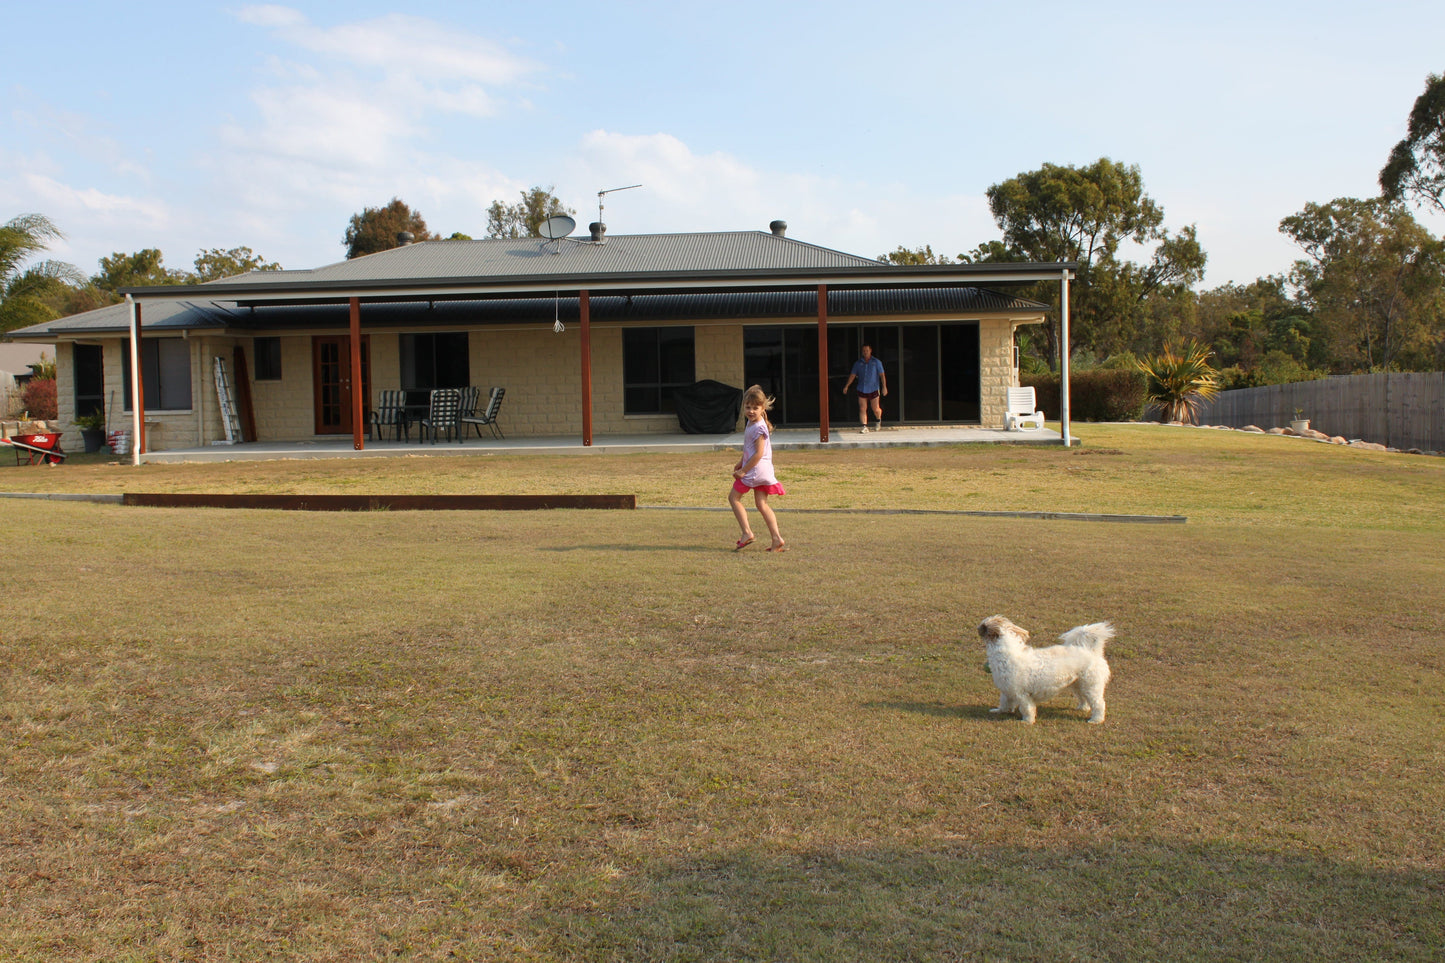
top-left (397, 231), bottom-right (415, 246)
top-left (589, 222), bottom-right (607, 243)
top-left (769, 220), bottom-right (787, 237)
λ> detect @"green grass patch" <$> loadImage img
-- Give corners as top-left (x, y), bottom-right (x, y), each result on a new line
top-left (1, 425), bottom-right (1442, 960)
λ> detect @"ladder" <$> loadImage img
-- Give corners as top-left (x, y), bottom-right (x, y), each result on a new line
top-left (213, 356), bottom-right (241, 445)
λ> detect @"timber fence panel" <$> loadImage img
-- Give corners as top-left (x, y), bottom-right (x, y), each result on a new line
top-left (1194, 373), bottom-right (1444, 451)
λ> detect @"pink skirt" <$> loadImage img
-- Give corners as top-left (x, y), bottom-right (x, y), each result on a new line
top-left (734, 479), bottom-right (787, 496)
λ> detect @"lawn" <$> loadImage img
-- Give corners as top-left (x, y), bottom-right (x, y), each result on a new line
top-left (2, 426), bottom-right (1442, 961)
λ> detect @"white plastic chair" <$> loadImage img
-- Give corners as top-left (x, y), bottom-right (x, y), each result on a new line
top-left (1004, 386), bottom-right (1046, 431)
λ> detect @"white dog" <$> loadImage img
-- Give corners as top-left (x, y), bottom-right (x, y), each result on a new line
top-left (977, 615), bottom-right (1113, 724)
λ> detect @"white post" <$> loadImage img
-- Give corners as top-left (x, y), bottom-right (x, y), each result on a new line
top-left (1059, 270), bottom-right (1073, 447)
top-left (127, 295), bottom-right (141, 466)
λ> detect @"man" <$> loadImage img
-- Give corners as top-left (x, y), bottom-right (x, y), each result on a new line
top-left (841, 343), bottom-right (888, 432)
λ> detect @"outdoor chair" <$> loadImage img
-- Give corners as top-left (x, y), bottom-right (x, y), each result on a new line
top-left (419, 388), bottom-right (462, 443)
top-left (461, 386), bottom-right (506, 440)
top-left (1004, 386), bottom-right (1046, 431)
top-left (457, 386), bottom-right (480, 425)
top-left (367, 389), bottom-right (410, 442)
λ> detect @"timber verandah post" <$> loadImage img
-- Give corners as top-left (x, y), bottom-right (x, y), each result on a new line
top-left (349, 297), bottom-right (364, 450)
top-left (817, 284), bottom-right (829, 443)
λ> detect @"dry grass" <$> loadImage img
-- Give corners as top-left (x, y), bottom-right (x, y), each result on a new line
top-left (2, 426), bottom-right (1443, 960)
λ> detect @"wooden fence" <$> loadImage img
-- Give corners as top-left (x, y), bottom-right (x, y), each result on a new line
top-left (1193, 373), bottom-right (1445, 452)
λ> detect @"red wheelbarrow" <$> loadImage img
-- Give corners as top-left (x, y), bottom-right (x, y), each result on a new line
top-left (2, 432), bottom-right (67, 465)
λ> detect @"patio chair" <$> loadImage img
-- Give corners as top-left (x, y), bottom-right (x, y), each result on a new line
top-left (1004, 386), bottom-right (1046, 431)
top-left (457, 386), bottom-right (481, 425)
top-left (461, 386), bottom-right (506, 440)
top-left (419, 388), bottom-right (462, 443)
top-left (367, 389), bottom-right (410, 442)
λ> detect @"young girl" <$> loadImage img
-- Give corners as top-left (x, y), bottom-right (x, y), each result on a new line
top-left (729, 385), bottom-right (787, 552)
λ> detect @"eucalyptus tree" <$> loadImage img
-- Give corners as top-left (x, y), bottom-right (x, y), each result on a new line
top-left (981, 158), bottom-right (1206, 365)
top-left (485, 187), bottom-right (574, 238)
top-left (1380, 72), bottom-right (1445, 214)
top-left (1280, 197), bottom-right (1445, 371)
top-left (344, 198), bottom-right (436, 259)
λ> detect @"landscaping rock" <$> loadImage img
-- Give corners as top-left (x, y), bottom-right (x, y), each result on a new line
top-left (1241, 425), bottom-right (1264, 433)
top-left (1348, 440), bottom-right (1388, 451)
top-left (1266, 427), bottom-right (1287, 435)
top-left (1330, 436), bottom-right (1347, 445)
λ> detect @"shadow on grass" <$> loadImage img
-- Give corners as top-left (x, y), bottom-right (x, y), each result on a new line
top-left (535, 842), bottom-right (1442, 962)
top-left (537, 543), bottom-right (737, 553)
top-left (865, 700), bottom-right (1102, 724)
top-left (863, 699), bottom-right (984, 720)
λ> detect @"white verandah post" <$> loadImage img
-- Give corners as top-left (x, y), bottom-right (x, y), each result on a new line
top-left (1059, 270), bottom-right (1073, 447)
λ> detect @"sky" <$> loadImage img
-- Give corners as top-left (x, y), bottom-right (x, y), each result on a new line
top-left (4, 1), bottom-right (1444, 291)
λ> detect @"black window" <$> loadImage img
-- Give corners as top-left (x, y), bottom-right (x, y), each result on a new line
top-left (400, 333), bottom-right (470, 406)
top-left (253, 337), bottom-right (282, 380)
top-left (72, 344), bottom-right (105, 419)
top-left (122, 339), bottom-right (192, 411)
top-left (624, 327), bottom-right (695, 414)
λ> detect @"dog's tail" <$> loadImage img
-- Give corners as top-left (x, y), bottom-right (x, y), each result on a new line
top-left (1059, 621), bottom-right (1113, 653)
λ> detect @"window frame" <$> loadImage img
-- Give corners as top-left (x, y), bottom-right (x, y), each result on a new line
top-left (623, 326), bottom-right (696, 415)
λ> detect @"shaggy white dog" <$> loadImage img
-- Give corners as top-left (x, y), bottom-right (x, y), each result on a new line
top-left (977, 615), bottom-right (1113, 724)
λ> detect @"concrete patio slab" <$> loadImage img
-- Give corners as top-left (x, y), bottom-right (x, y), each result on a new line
top-left (135, 424), bottom-right (1064, 463)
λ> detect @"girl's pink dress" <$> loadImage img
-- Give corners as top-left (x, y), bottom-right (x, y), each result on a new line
top-left (735, 419), bottom-right (786, 495)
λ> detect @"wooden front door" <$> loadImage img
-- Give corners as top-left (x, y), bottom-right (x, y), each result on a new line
top-left (312, 335), bottom-right (371, 434)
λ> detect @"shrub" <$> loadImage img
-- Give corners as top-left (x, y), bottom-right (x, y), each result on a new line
top-left (1022, 369), bottom-right (1148, 422)
top-left (20, 377), bottom-right (57, 420)
top-left (1137, 342), bottom-right (1221, 424)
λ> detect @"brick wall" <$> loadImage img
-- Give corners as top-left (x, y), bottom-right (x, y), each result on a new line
top-left (60, 316), bottom-right (1034, 447)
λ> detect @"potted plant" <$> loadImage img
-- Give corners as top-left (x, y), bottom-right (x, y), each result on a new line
top-left (1290, 407), bottom-right (1310, 434)
top-left (74, 411), bottom-right (107, 453)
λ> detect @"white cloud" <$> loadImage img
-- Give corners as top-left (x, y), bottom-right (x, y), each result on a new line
top-left (236, 6), bottom-right (539, 86)
top-left (560, 130), bottom-right (996, 260)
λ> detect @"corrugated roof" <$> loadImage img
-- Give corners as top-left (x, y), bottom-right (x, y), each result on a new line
top-left (7, 287), bottom-right (1046, 339)
top-left (5, 300), bottom-right (238, 338)
top-left (219, 231), bottom-right (883, 287)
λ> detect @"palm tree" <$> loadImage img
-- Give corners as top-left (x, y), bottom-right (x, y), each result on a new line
top-left (1137, 341), bottom-right (1221, 424)
top-left (1, 213), bottom-right (86, 332)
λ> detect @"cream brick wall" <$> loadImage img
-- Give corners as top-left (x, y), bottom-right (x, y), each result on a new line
top-left (56, 313), bottom-right (1035, 446)
top-left (980, 317), bottom-right (1021, 429)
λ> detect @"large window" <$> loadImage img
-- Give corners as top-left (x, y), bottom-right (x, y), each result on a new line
top-left (122, 339), bottom-right (192, 411)
top-left (623, 327), bottom-right (695, 414)
top-left (400, 333), bottom-right (469, 405)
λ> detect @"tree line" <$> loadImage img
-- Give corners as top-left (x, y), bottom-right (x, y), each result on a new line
top-left (880, 71), bottom-right (1445, 385)
top-left (0, 186), bottom-right (574, 334)
top-left (8, 66), bottom-right (1445, 387)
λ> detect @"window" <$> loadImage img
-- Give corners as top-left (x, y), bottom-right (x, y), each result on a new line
top-left (400, 333), bottom-right (469, 405)
top-left (254, 337), bottom-right (282, 380)
top-left (623, 327), bottom-right (695, 414)
top-left (122, 339), bottom-right (192, 411)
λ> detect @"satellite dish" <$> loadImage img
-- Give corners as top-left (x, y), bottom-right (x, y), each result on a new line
top-left (539, 215), bottom-right (577, 240)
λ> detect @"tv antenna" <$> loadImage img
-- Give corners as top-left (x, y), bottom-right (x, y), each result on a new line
top-left (597, 184), bottom-right (642, 228)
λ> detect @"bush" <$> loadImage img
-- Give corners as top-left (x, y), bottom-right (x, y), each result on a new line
top-left (19, 377), bottom-right (57, 420)
top-left (1022, 369), bottom-right (1147, 422)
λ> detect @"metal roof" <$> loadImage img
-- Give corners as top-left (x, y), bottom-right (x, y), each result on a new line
top-left (5, 299), bottom-right (238, 339)
top-left (219, 231), bottom-right (884, 287)
top-left (116, 231), bottom-right (1075, 304)
top-left (5, 287), bottom-right (1047, 340)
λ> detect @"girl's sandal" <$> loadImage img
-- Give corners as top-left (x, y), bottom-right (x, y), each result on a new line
top-left (734, 536), bottom-right (756, 551)
top-left (766, 541), bottom-right (788, 553)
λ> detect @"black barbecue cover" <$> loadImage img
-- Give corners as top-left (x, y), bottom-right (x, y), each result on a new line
top-left (673, 380), bottom-right (744, 434)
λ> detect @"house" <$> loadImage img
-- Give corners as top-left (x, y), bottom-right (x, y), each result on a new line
top-left (3, 222), bottom-right (1076, 453)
